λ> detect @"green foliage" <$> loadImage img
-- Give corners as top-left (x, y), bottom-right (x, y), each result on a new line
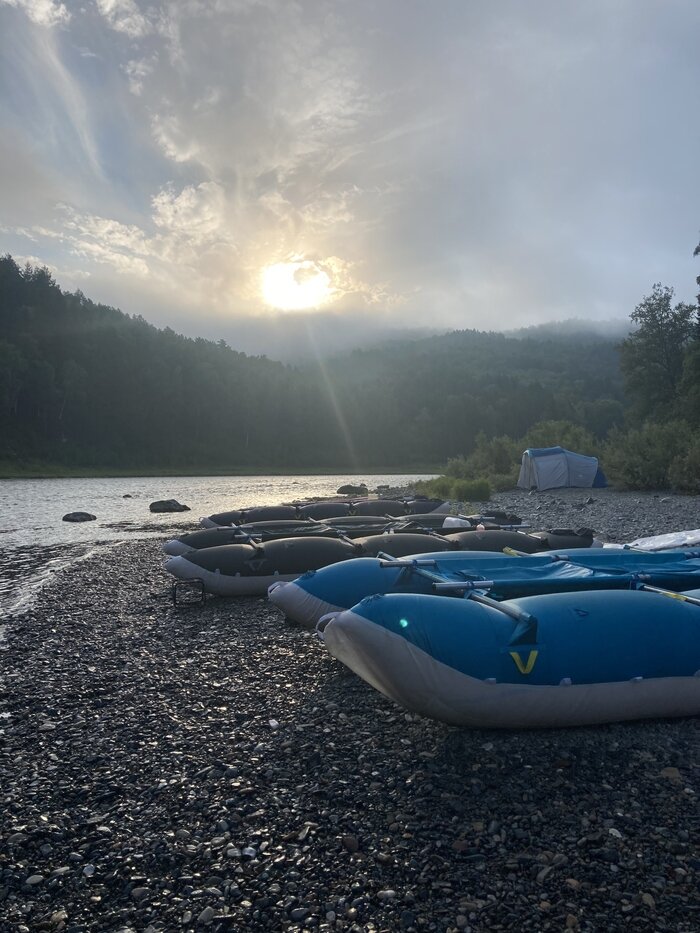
top-left (0, 254), bottom-right (630, 472)
top-left (414, 476), bottom-right (453, 499)
top-left (489, 471), bottom-right (521, 492)
top-left (668, 438), bottom-right (700, 494)
top-left (619, 284), bottom-right (698, 420)
top-left (451, 477), bottom-right (491, 502)
top-left (522, 420), bottom-right (600, 457)
top-left (679, 340), bottom-right (700, 426)
top-left (413, 475), bottom-right (491, 503)
top-left (603, 421), bottom-right (691, 490)
top-left (438, 421), bottom-right (598, 492)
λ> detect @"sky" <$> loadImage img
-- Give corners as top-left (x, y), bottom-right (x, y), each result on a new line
top-left (1, 0), bottom-right (698, 357)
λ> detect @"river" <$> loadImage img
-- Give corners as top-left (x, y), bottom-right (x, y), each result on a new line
top-left (0, 473), bottom-right (436, 623)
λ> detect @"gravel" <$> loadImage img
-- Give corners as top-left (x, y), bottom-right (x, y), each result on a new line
top-left (1, 489), bottom-right (698, 932)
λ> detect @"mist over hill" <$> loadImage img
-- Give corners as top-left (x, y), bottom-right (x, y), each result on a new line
top-left (211, 311), bottom-right (442, 362)
top-left (0, 256), bottom-right (626, 472)
top-left (507, 318), bottom-right (631, 341)
top-left (210, 313), bottom-right (628, 361)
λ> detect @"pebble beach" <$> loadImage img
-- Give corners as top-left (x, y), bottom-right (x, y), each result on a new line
top-left (1, 487), bottom-right (699, 932)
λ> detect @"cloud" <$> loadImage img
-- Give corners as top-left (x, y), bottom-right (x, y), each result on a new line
top-left (1, 0), bottom-right (69, 28)
top-left (94, 0), bottom-right (150, 38)
top-left (123, 55), bottom-right (155, 95)
top-left (0, 0), bottom-right (698, 355)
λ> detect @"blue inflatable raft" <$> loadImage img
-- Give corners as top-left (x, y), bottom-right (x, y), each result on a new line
top-left (269, 548), bottom-right (700, 630)
top-left (321, 588), bottom-right (700, 727)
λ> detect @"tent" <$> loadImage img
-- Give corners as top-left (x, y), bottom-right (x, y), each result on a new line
top-left (517, 446), bottom-right (607, 491)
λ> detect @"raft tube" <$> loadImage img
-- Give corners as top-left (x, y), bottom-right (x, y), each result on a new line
top-left (164, 537), bottom-right (358, 596)
top-left (353, 532), bottom-right (455, 558)
top-left (162, 520), bottom-right (348, 556)
top-left (322, 589), bottom-right (700, 728)
top-left (351, 498), bottom-right (409, 516)
top-left (444, 529), bottom-right (547, 552)
top-left (297, 501), bottom-right (352, 520)
top-left (269, 548), bottom-right (700, 630)
top-left (200, 509), bottom-right (243, 528)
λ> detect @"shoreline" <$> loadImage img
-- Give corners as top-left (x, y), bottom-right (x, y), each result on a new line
top-left (1, 490), bottom-right (699, 930)
top-left (0, 465), bottom-right (442, 481)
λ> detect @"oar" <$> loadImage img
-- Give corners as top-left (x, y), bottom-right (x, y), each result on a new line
top-left (638, 584), bottom-right (700, 606)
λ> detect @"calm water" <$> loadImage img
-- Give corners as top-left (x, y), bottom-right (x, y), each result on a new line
top-left (0, 473), bottom-right (435, 622)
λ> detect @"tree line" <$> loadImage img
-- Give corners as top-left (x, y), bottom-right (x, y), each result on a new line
top-left (0, 249), bottom-right (696, 487)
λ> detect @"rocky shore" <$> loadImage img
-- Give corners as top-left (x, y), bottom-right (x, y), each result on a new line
top-left (1, 490), bottom-right (699, 932)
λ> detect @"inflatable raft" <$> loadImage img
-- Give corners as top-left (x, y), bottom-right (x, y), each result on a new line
top-left (321, 588), bottom-right (700, 727)
top-left (163, 512), bottom-right (529, 557)
top-left (164, 538), bottom-right (358, 596)
top-left (165, 525), bottom-right (602, 596)
top-left (270, 548), bottom-right (700, 629)
top-left (199, 498), bottom-right (452, 528)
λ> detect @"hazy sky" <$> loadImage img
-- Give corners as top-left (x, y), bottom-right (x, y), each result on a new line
top-left (1, 0), bottom-right (698, 354)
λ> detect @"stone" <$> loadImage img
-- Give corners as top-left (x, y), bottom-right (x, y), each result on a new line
top-left (342, 834), bottom-right (359, 853)
top-left (337, 484), bottom-right (368, 496)
top-left (62, 511), bottom-right (97, 522)
top-left (197, 907), bottom-right (216, 925)
top-left (149, 499), bottom-right (191, 513)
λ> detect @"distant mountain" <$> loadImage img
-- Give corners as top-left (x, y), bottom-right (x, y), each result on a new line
top-left (213, 311), bottom-right (443, 361)
top-left (507, 318), bottom-right (631, 341)
top-left (0, 256), bottom-right (628, 471)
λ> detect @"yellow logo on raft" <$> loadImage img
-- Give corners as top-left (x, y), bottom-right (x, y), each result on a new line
top-left (509, 649), bottom-right (539, 675)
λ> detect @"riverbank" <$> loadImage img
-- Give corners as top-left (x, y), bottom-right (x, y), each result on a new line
top-left (1, 491), bottom-right (698, 932)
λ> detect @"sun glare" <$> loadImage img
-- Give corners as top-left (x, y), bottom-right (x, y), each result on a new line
top-left (261, 260), bottom-right (333, 311)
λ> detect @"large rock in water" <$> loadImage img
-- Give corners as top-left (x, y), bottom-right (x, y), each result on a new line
top-left (63, 512), bottom-right (96, 522)
top-left (337, 483), bottom-right (368, 495)
top-left (149, 499), bottom-right (191, 513)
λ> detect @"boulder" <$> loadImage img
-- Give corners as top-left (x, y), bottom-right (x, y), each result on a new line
top-left (62, 512), bottom-right (97, 522)
top-left (336, 483), bottom-right (368, 496)
top-left (149, 499), bottom-right (191, 513)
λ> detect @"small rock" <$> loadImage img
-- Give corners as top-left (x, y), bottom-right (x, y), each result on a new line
top-left (149, 499), bottom-right (190, 513)
top-left (197, 906), bottom-right (216, 925)
top-left (25, 874), bottom-right (44, 886)
top-left (62, 512), bottom-right (97, 522)
top-left (342, 834), bottom-right (359, 853)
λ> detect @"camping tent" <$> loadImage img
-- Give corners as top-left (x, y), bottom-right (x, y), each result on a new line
top-left (517, 446), bottom-right (607, 491)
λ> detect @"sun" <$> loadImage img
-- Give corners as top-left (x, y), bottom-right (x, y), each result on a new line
top-left (261, 260), bottom-right (333, 311)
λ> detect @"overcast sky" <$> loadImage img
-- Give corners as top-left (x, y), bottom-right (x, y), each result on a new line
top-left (1, 0), bottom-right (698, 355)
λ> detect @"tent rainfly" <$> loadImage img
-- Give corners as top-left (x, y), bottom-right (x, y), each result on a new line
top-left (517, 446), bottom-right (607, 491)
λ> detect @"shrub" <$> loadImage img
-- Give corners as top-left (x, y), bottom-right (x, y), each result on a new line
top-left (523, 420), bottom-right (600, 457)
top-left (669, 438), bottom-right (700, 493)
top-left (603, 421), bottom-right (691, 489)
top-left (489, 470), bottom-right (519, 492)
top-left (414, 475), bottom-right (453, 499)
top-left (451, 477), bottom-right (491, 502)
top-left (413, 474), bottom-right (491, 502)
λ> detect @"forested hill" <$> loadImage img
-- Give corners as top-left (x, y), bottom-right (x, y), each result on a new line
top-left (0, 256), bottom-right (625, 471)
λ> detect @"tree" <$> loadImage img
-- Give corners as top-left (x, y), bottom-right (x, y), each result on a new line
top-left (618, 284), bottom-right (698, 420)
